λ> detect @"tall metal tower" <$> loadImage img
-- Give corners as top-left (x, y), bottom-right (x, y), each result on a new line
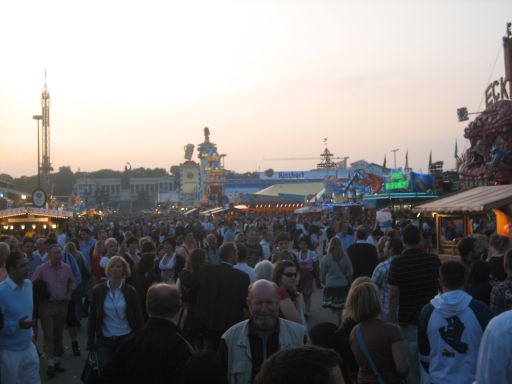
top-left (40, 71), bottom-right (53, 193)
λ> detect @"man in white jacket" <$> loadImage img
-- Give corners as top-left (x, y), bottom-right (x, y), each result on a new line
top-left (418, 261), bottom-right (493, 384)
top-left (218, 279), bottom-right (305, 384)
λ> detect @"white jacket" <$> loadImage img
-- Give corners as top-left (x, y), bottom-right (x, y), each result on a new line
top-left (221, 318), bottom-right (305, 384)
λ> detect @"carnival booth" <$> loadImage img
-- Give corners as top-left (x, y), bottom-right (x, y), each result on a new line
top-left (412, 185), bottom-right (512, 256)
top-left (362, 169), bottom-right (438, 211)
top-left (0, 207), bottom-right (73, 236)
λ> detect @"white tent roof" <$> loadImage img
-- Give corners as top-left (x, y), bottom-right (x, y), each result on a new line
top-left (412, 185), bottom-right (512, 213)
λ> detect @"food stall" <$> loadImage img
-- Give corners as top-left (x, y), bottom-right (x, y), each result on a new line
top-left (0, 207), bottom-right (73, 236)
top-left (412, 185), bottom-right (512, 256)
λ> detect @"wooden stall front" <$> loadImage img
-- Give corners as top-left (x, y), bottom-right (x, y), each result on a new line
top-left (0, 207), bottom-right (73, 236)
top-left (412, 185), bottom-right (512, 259)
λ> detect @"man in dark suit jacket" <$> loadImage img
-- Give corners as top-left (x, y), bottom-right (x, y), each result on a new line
top-left (346, 226), bottom-right (378, 279)
top-left (101, 283), bottom-right (193, 384)
top-left (192, 242), bottom-right (250, 350)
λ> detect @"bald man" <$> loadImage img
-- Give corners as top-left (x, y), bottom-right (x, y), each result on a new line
top-left (102, 283), bottom-right (193, 384)
top-left (218, 279), bottom-right (305, 384)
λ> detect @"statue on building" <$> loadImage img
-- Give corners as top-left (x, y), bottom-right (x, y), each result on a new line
top-left (204, 127), bottom-right (210, 142)
top-left (121, 162), bottom-right (132, 189)
top-left (184, 144), bottom-right (195, 161)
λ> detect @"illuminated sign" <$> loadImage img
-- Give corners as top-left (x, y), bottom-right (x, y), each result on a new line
top-left (385, 171), bottom-right (410, 191)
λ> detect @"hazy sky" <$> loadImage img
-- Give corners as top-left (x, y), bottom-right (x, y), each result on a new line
top-left (1, 0), bottom-right (511, 178)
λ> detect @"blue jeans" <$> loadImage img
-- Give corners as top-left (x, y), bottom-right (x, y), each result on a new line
top-left (95, 336), bottom-right (129, 373)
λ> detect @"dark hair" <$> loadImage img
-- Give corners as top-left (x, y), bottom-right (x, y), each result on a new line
top-left (254, 345), bottom-right (342, 384)
top-left (308, 322), bottom-right (338, 350)
top-left (296, 236), bottom-right (312, 250)
top-left (184, 351), bottom-right (228, 384)
top-left (272, 260), bottom-right (296, 286)
top-left (356, 226), bottom-right (367, 240)
top-left (126, 236), bottom-right (139, 246)
top-left (137, 253), bottom-right (156, 276)
top-left (5, 251), bottom-right (24, 273)
top-left (440, 261), bottom-right (466, 290)
top-left (141, 241), bottom-right (156, 254)
top-left (146, 283), bottom-right (181, 317)
top-left (402, 224), bottom-right (421, 246)
top-left (325, 227), bottom-right (336, 240)
top-left (235, 243), bottom-right (247, 262)
top-left (387, 238), bottom-right (403, 256)
top-left (22, 237), bottom-right (34, 245)
top-left (219, 243), bottom-right (237, 262)
top-left (274, 232), bottom-right (290, 244)
top-left (187, 249), bottom-right (206, 273)
top-left (504, 248), bottom-right (512, 271)
top-left (458, 237), bottom-right (477, 258)
top-left (162, 237), bottom-right (176, 248)
top-left (468, 260), bottom-right (490, 283)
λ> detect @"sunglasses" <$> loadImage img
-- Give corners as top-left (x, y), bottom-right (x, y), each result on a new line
top-left (283, 272), bottom-right (297, 278)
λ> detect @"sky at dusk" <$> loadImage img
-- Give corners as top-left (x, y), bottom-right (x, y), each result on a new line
top-left (1, 0), bottom-right (511, 178)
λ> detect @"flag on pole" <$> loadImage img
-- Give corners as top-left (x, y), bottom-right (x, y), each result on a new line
top-left (454, 140), bottom-right (458, 158)
top-left (405, 150), bottom-right (409, 169)
top-left (383, 154), bottom-right (387, 169)
top-left (428, 150), bottom-right (432, 170)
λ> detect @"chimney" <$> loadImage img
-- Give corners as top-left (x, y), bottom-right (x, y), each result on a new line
top-left (504, 23), bottom-right (512, 97)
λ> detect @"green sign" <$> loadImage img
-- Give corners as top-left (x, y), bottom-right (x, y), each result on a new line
top-left (385, 171), bottom-right (410, 191)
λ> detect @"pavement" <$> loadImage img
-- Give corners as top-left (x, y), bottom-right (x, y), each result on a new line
top-left (38, 287), bottom-right (337, 383)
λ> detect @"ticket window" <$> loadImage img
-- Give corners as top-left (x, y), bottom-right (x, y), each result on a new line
top-left (437, 215), bottom-right (465, 255)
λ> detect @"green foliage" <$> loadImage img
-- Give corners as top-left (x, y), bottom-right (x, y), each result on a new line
top-left (13, 175), bottom-right (38, 193)
top-left (51, 166), bottom-right (76, 196)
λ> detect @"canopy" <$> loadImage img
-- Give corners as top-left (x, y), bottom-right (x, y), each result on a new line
top-left (294, 206), bottom-right (323, 214)
top-left (0, 207), bottom-right (73, 219)
top-left (183, 208), bottom-right (198, 216)
top-left (412, 185), bottom-right (512, 214)
top-left (199, 206), bottom-right (228, 215)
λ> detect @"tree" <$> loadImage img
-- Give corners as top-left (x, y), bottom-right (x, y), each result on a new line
top-left (51, 166), bottom-right (75, 196)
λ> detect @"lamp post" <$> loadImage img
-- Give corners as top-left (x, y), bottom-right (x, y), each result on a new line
top-left (32, 115), bottom-right (42, 189)
top-left (391, 148), bottom-right (399, 169)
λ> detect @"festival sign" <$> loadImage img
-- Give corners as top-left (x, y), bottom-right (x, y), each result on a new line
top-left (485, 76), bottom-right (510, 107)
top-left (385, 170), bottom-right (410, 191)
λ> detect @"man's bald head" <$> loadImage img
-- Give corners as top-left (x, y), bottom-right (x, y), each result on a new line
top-left (247, 280), bottom-right (280, 330)
top-left (146, 283), bottom-right (181, 319)
top-left (248, 279), bottom-right (279, 300)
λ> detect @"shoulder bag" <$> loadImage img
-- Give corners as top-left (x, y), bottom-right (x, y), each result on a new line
top-left (354, 324), bottom-right (386, 384)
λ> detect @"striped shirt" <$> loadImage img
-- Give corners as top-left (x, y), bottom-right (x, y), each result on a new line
top-left (387, 248), bottom-right (440, 325)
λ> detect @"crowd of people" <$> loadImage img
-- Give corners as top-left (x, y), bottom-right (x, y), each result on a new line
top-left (0, 210), bottom-right (510, 383)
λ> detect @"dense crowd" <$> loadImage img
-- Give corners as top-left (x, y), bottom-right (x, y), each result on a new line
top-left (0, 210), bottom-right (510, 383)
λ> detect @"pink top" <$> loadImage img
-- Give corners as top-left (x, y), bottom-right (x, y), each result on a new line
top-left (31, 261), bottom-right (76, 301)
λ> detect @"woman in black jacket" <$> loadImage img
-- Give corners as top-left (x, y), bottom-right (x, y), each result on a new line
top-left (87, 256), bottom-right (144, 373)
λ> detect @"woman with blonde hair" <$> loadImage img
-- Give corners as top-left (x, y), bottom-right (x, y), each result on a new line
top-left (320, 236), bottom-right (353, 322)
top-left (347, 282), bottom-right (408, 384)
top-left (88, 256), bottom-right (144, 373)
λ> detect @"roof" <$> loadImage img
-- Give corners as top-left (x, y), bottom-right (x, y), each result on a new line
top-left (0, 208), bottom-right (74, 219)
top-left (412, 185), bottom-right (512, 213)
top-left (254, 182), bottom-right (324, 198)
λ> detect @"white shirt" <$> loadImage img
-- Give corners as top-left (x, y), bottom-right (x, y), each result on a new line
top-left (474, 310), bottom-right (512, 383)
top-left (102, 280), bottom-right (132, 337)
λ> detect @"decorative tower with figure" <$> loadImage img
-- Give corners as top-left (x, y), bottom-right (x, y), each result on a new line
top-left (197, 127), bottom-right (227, 205)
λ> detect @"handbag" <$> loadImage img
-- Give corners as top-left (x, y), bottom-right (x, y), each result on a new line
top-left (81, 351), bottom-right (100, 384)
top-left (355, 324), bottom-right (386, 384)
